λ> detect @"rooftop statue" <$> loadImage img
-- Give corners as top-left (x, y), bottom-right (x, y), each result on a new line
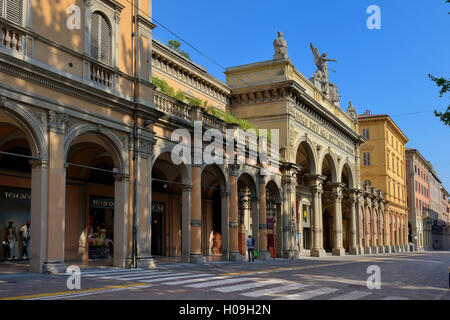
top-left (273, 31), bottom-right (289, 60)
top-left (310, 42), bottom-right (340, 106)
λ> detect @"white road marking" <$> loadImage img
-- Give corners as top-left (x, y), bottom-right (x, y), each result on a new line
top-left (84, 270), bottom-right (159, 278)
top-left (213, 279), bottom-right (285, 293)
top-left (80, 269), bottom-right (145, 275)
top-left (241, 283), bottom-right (309, 298)
top-left (330, 290), bottom-right (372, 300)
top-left (101, 271), bottom-right (176, 280)
top-left (274, 287), bottom-right (338, 300)
top-left (186, 277), bottom-right (256, 288)
top-left (163, 276), bottom-right (230, 285)
top-left (141, 274), bottom-right (211, 283)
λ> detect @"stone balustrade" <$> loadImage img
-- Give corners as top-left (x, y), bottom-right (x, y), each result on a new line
top-left (153, 90), bottom-right (191, 121)
top-left (0, 23), bottom-right (24, 54)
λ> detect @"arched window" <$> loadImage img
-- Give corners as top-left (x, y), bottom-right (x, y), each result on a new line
top-left (91, 12), bottom-right (112, 65)
top-left (0, 0), bottom-right (22, 25)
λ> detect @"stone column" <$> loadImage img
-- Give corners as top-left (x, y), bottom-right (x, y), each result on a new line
top-left (113, 173), bottom-right (129, 268)
top-left (363, 196), bottom-right (372, 254)
top-left (181, 186), bottom-right (192, 263)
top-left (43, 111), bottom-right (70, 274)
top-left (390, 212), bottom-right (395, 252)
top-left (404, 216), bottom-right (408, 252)
top-left (394, 214), bottom-right (399, 252)
top-left (29, 160), bottom-right (48, 273)
top-left (348, 190), bottom-right (358, 255)
top-left (384, 207), bottom-right (391, 253)
top-left (330, 183), bottom-right (345, 256)
top-left (135, 150), bottom-right (154, 268)
top-left (371, 202), bottom-right (379, 254)
top-left (357, 195), bottom-right (365, 254)
top-left (258, 175), bottom-right (270, 260)
top-left (190, 165), bottom-right (203, 263)
top-left (221, 192), bottom-right (230, 261)
top-left (228, 166), bottom-right (241, 261)
top-left (307, 174), bottom-right (326, 257)
top-left (378, 202), bottom-right (385, 253)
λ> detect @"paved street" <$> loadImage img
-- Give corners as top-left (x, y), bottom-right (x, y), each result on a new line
top-left (0, 251), bottom-right (449, 301)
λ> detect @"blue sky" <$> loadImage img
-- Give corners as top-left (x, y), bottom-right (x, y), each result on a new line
top-left (152, 0), bottom-right (450, 188)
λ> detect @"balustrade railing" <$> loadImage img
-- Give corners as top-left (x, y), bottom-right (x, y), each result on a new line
top-left (153, 90), bottom-right (191, 121)
top-left (0, 22), bottom-right (24, 54)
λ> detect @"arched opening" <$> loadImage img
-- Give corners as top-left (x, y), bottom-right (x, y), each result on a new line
top-left (341, 164), bottom-right (353, 252)
top-left (321, 153), bottom-right (337, 253)
top-left (0, 122), bottom-right (33, 263)
top-left (237, 173), bottom-right (257, 256)
top-left (65, 132), bottom-right (120, 267)
top-left (201, 165), bottom-right (226, 260)
top-left (150, 152), bottom-right (187, 259)
top-left (295, 141), bottom-right (316, 253)
top-left (408, 222), bottom-right (413, 243)
top-left (266, 180), bottom-right (281, 258)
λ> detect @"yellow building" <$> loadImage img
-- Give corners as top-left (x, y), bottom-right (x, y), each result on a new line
top-left (358, 112), bottom-right (409, 252)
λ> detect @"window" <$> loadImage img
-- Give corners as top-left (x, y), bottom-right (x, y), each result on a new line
top-left (362, 129), bottom-right (370, 140)
top-left (0, 0), bottom-right (22, 25)
top-left (91, 12), bottom-right (112, 65)
top-left (363, 152), bottom-right (370, 166)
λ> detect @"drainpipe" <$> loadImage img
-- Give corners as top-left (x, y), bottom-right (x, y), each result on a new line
top-left (131, 0), bottom-right (139, 268)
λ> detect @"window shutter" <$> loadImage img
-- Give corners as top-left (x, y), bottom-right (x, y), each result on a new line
top-left (0, 0), bottom-right (4, 19)
top-left (91, 12), bottom-right (112, 65)
top-left (99, 15), bottom-right (111, 65)
top-left (5, 0), bottom-right (22, 25)
top-left (90, 13), bottom-right (100, 61)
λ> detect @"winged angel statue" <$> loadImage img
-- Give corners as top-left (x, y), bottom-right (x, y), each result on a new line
top-left (310, 42), bottom-right (340, 104)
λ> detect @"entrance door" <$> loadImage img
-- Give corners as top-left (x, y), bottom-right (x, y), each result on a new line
top-left (151, 211), bottom-right (163, 256)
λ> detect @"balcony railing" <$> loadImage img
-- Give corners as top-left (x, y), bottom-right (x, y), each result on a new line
top-left (201, 111), bottom-right (227, 133)
top-left (153, 90), bottom-right (191, 121)
top-left (83, 58), bottom-right (117, 90)
top-left (0, 22), bottom-right (24, 54)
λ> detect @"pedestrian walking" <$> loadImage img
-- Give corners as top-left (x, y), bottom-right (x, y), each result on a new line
top-left (246, 235), bottom-right (256, 262)
top-left (20, 220), bottom-right (31, 259)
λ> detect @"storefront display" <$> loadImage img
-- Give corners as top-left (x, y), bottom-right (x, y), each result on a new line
top-left (88, 196), bottom-right (114, 259)
top-left (0, 186), bottom-right (31, 260)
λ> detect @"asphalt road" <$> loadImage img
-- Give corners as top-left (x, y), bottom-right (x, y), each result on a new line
top-left (0, 251), bottom-right (449, 301)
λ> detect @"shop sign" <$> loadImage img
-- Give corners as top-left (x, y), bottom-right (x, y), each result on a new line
top-left (90, 196), bottom-right (114, 209)
top-left (0, 187), bottom-right (31, 201)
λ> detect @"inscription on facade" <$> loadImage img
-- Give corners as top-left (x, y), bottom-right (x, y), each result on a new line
top-left (291, 109), bottom-right (354, 154)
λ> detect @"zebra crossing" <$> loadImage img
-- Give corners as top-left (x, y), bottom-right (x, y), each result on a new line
top-left (76, 268), bottom-right (410, 300)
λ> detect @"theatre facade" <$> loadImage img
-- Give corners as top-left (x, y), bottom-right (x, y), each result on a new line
top-left (0, 0), bottom-right (405, 274)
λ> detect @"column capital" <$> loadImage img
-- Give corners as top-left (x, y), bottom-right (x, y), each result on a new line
top-left (181, 185), bottom-right (192, 192)
top-left (228, 164), bottom-right (239, 177)
top-left (114, 173), bottom-right (129, 182)
top-left (29, 159), bottom-right (48, 169)
top-left (47, 110), bottom-right (72, 134)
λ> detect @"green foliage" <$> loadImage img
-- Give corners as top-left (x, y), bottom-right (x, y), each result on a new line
top-left (429, 74), bottom-right (450, 127)
top-left (206, 106), bottom-right (272, 142)
top-left (167, 39), bottom-right (191, 61)
top-left (175, 89), bottom-right (186, 102)
top-left (187, 97), bottom-right (203, 107)
top-left (152, 76), bottom-right (175, 97)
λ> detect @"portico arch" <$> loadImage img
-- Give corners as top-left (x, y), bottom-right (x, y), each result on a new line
top-left (0, 105), bottom-right (47, 273)
top-left (237, 172), bottom-right (258, 257)
top-left (64, 128), bottom-right (128, 268)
